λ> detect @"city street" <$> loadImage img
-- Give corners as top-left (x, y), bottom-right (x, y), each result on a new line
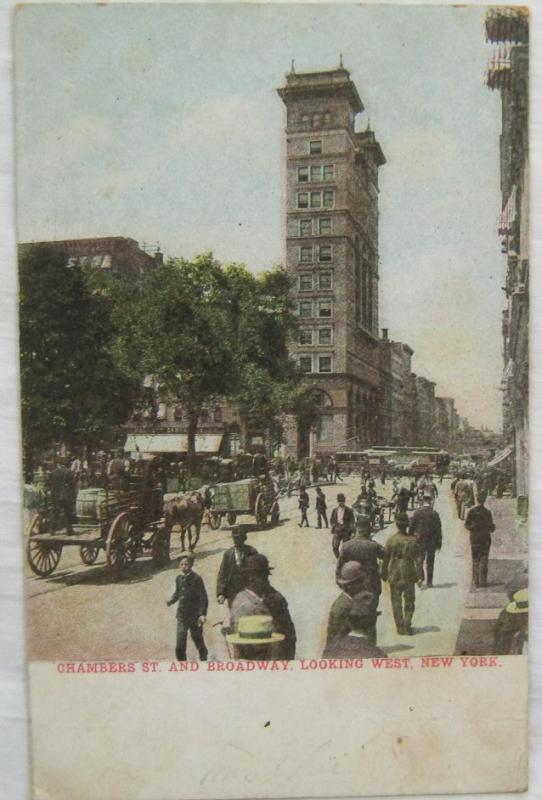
top-left (26, 476), bottom-right (475, 662)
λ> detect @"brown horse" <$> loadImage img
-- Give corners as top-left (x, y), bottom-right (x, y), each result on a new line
top-left (163, 492), bottom-right (205, 552)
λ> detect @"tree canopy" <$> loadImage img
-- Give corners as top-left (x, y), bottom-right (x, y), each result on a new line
top-left (19, 244), bottom-right (141, 472)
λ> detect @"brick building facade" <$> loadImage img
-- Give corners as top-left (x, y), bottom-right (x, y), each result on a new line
top-left (277, 65), bottom-right (386, 457)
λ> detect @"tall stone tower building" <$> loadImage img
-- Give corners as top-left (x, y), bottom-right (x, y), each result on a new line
top-left (277, 65), bottom-right (386, 457)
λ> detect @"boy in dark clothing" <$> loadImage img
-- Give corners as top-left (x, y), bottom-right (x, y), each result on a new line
top-left (167, 552), bottom-right (208, 661)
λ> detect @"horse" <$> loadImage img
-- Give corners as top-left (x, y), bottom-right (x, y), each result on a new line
top-left (163, 491), bottom-right (205, 552)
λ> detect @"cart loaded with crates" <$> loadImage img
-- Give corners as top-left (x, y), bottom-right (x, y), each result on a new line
top-left (26, 483), bottom-right (170, 578)
top-left (211, 477), bottom-right (280, 528)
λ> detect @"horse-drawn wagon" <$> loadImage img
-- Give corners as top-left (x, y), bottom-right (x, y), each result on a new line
top-left (26, 483), bottom-right (170, 578)
top-left (211, 477), bottom-right (280, 528)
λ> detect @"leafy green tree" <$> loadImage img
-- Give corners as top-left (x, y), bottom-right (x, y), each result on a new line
top-left (124, 253), bottom-right (238, 464)
top-left (19, 244), bottom-right (141, 475)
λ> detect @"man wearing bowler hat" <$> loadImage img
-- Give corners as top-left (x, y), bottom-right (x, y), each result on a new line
top-left (326, 560), bottom-right (379, 646)
top-left (323, 592), bottom-right (387, 658)
top-left (229, 554), bottom-right (296, 660)
top-left (336, 514), bottom-right (385, 607)
top-left (216, 526), bottom-right (258, 607)
top-left (330, 493), bottom-right (355, 558)
top-left (408, 492), bottom-right (442, 587)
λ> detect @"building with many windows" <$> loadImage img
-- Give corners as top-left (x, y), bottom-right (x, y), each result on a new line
top-left (485, 7), bottom-right (529, 501)
top-left (277, 64), bottom-right (386, 456)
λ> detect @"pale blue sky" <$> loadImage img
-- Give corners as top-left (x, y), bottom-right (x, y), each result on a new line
top-left (15, 4), bottom-right (506, 429)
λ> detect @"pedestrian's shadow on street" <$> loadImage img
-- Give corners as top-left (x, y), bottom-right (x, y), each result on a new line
top-left (381, 644), bottom-right (415, 654)
top-left (428, 582), bottom-right (457, 589)
top-left (412, 625), bottom-right (440, 634)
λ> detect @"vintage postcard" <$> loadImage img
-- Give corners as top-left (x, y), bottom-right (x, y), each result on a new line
top-left (15, 3), bottom-right (529, 798)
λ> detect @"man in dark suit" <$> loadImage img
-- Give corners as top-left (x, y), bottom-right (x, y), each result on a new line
top-left (323, 592), bottom-right (386, 658)
top-left (408, 492), bottom-right (442, 587)
top-left (464, 490), bottom-right (495, 588)
top-left (330, 493), bottom-right (355, 558)
top-left (335, 514), bottom-right (384, 641)
top-left (167, 552), bottom-right (208, 661)
top-left (216, 527), bottom-right (258, 606)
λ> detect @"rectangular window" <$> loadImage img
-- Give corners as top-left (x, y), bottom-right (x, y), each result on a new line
top-left (319, 245), bottom-right (332, 263)
top-left (318, 327), bottom-right (332, 345)
top-left (319, 218), bottom-right (332, 235)
top-left (299, 219), bottom-right (312, 236)
top-left (323, 190), bottom-right (334, 208)
top-left (310, 191), bottom-right (322, 209)
top-left (297, 192), bottom-right (309, 209)
top-left (299, 356), bottom-right (313, 373)
top-left (299, 274), bottom-right (313, 291)
top-left (299, 301), bottom-right (312, 318)
top-left (323, 164), bottom-right (334, 181)
top-left (318, 272), bottom-right (332, 290)
top-left (312, 113), bottom-right (321, 128)
top-left (318, 300), bottom-right (332, 318)
top-left (310, 165), bottom-right (322, 182)
top-left (318, 356), bottom-right (332, 373)
top-left (299, 246), bottom-right (312, 263)
top-left (310, 140), bottom-right (322, 154)
top-left (297, 166), bottom-right (309, 183)
top-left (298, 329), bottom-right (313, 346)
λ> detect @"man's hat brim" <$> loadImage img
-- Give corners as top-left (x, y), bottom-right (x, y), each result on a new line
top-left (226, 632), bottom-right (285, 645)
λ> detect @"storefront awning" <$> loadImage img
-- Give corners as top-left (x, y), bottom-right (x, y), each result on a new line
top-left (124, 433), bottom-right (223, 455)
top-left (487, 446), bottom-right (513, 468)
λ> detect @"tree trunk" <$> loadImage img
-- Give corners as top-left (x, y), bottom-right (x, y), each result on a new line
top-left (187, 409), bottom-right (199, 472)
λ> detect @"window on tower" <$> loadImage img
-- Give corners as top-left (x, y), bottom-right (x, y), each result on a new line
top-left (319, 218), bottom-right (332, 235)
top-left (310, 165), bottom-right (322, 182)
top-left (323, 164), bottom-right (334, 181)
top-left (299, 356), bottom-right (313, 373)
top-left (299, 219), bottom-right (312, 236)
top-left (310, 140), bottom-right (322, 154)
top-left (318, 300), bottom-right (332, 318)
top-left (319, 245), bottom-right (332, 263)
top-left (312, 113), bottom-right (322, 127)
top-left (310, 192), bottom-right (322, 209)
top-left (299, 300), bottom-right (312, 318)
top-left (297, 193), bottom-right (309, 209)
top-left (301, 114), bottom-right (310, 128)
top-left (318, 355), bottom-right (332, 373)
top-left (323, 190), bottom-right (334, 208)
top-left (318, 327), bottom-right (332, 345)
top-left (318, 272), bottom-right (332, 290)
top-left (299, 273), bottom-right (313, 291)
top-left (299, 246), bottom-right (312, 263)
top-left (297, 167), bottom-right (309, 183)
top-left (324, 112), bottom-right (332, 125)
top-left (298, 329), bottom-right (313, 346)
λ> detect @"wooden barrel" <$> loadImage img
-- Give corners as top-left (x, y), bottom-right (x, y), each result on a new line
top-left (76, 488), bottom-right (107, 522)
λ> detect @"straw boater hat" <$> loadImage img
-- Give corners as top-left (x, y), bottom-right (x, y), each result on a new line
top-left (506, 588), bottom-right (528, 615)
top-left (226, 615), bottom-right (285, 646)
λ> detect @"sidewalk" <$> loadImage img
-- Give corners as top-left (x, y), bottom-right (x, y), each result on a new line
top-left (454, 495), bottom-right (528, 655)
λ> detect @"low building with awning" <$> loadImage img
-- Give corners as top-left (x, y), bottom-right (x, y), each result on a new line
top-left (124, 433), bottom-right (223, 456)
top-left (487, 446), bottom-right (513, 469)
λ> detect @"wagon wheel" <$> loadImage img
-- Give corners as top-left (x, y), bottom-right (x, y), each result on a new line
top-left (209, 510), bottom-right (221, 530)
top-left (80, 544), bottom-right (100, 565)
top-left (151, 526), bottom-right (171, 568)
top-left (227, 511), bottom-right (237, 526)
top-left (106, 512), bottom-right (137, 575)
top-left (27, 538), bottom-right (62, 577)
top-left (28, 512), bottom-right (50, 537)
top-left (254, 493), bottom-right (268, 527)
top-left (270, 500), bottom-right (280, 526)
